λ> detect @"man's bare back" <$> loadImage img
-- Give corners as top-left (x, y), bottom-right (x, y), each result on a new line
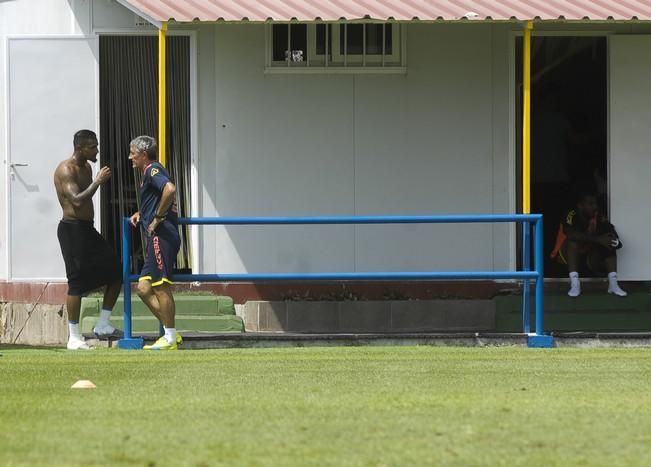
top-left (53, 136), bottom-right (110, 221)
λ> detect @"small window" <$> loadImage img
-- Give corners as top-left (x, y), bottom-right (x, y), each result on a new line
top-left (315, 24), bottom-right (331, 56)
top-left (332, 24), bottom-right (400, 65)
top-left (338, 24), bottom-right (392, 55)
top-left (266, 23), bottom-right (405, 73)
top-left (272, 24), bottom-right (308, 63)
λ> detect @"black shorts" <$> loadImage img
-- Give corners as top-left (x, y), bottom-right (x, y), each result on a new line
top-left (140, 221), bottom-right (180, 287)
top-left (57, 219), bottom-right (122, 296)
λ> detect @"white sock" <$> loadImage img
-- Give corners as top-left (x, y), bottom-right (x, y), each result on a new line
top-left (96, 308), bottom-right (113, 328)
top-left (68, 321), bottom-right (81, 340)
top-left (164, 327), bottom-right (177, 344)
top-left (568, 272), bottom-right (581, 297)
top-left (608, 272), bottom-right (627, 296)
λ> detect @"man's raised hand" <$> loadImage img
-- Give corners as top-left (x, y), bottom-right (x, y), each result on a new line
top-left (95, 166), bottom-right (111, 184)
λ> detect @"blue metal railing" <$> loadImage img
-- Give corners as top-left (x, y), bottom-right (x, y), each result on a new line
top-left (118, 214), bottom-right (553, 349)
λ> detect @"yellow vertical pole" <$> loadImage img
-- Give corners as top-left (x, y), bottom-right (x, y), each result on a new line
top-left (522, 21), bottom-right (533, 213)
top-left (158, 22), bottom-right (168, 167)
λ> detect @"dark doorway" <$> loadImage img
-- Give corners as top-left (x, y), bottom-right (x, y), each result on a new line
top-left (99, 35), bottom-right (193, 274)
top-left (516, 36), bottom-right (608, 277)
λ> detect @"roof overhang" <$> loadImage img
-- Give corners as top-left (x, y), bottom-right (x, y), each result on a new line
top-left (115, 0), bottom-right (651, 28)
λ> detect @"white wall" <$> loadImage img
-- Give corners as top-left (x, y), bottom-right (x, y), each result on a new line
top-left (609, 35), bottom-right (651, 280)
top-left (205, 23), bottom-right (515, 275)
top-left (0, 0), bottom-right (90, 35)
top-left (207, 25), bottom-right (355, 274)
top-left (92, 0), bottom-right (156, 32)
top-left (354, 24), bottom-right (495, 272)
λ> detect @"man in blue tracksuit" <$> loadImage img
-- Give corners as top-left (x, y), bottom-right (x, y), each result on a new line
top-left (128, 135), bottom-right (181, 350)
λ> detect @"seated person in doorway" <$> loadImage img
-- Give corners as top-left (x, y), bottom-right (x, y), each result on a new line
top-left (550, 192), bottom-right (627, 297)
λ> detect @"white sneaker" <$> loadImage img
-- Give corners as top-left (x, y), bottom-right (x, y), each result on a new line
top-left (568, 283), bottom-right (581, 297)
top-left (67, 336), bottom-right (92, 350)
top-left (93, 323), bottom-right (123, 339)
top-left (608, 284), bottom-right (628, 297)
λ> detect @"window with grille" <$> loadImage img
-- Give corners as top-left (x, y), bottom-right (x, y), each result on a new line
top-left (266, 23), bottom-right (406, 72)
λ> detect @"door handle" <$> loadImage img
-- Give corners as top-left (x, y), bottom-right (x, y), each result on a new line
top-left (9, 162), bottom-right (29, 179)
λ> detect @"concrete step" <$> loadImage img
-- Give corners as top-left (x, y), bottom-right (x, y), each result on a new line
top-left (79, 294), bottom-right (243, 334)
top-left (82, 315), bottom-right (244, 334)
top-left (495, 293), bottom-right (651, 332)
top-left (81, 294), bottom-right (235, 316)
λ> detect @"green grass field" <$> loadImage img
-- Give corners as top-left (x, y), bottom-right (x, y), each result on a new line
top-left (1, 346), bottom-right (650, 466)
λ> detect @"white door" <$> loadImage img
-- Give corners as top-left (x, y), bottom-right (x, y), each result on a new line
top-left (609, 36), bottom-right (651, 280)
top-left (8, 37), bottom-right (97, 280)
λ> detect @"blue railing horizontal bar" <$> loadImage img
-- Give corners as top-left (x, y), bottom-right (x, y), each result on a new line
top-left (177, 214), bottom-right (542, 226)
top-left (165, 271), bottom-right (539, 282)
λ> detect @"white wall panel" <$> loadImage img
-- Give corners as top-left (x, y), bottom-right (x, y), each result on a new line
top-left (211, 25), bottom-right (355, 274)
top-left (354, 24), bottom-right (494, 271)
top-left (0, 0), bottom-right (92, 280)
top-left (609, 35), bottom-right (651, 280)
top-left (7, 37), bottom-right (97, 280)
top-left (193, 26), bottom-right (217, 275)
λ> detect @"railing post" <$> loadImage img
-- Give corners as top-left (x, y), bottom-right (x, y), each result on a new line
top-left (117, 217), bottom-right (144, 349)
top-left (522, 221), bottom-right (531, 334)
top-left (535, 216), bottom-right (544, 335)
top-left (527, 215), bottom-right (554, 348)
top-left (123, 217), bottom-right (132, 339)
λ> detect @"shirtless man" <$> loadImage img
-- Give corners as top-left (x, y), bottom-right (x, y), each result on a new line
top-left (54, 129), bottom-right (122, 350)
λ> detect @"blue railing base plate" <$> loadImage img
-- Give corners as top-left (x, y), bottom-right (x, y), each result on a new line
top-left (117, 337), bottom-right (145, 350)
top-left (527, 334), bottom-right (555, 348)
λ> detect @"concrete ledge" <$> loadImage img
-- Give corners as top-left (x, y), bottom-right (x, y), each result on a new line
top-left (241, 300), bottom-right (495, 333)
top-left (551, 332), bottom-right (651, 348)
top-left (0, 303), bottom-right (67, 345)
top-left (138, 332), bottom-right (525, 349)
top-left (133, 332), bottom-right (651, 349)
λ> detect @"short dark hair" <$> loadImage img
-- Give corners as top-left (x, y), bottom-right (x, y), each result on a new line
top-left (73, 129), bottom-right (97, 149)
top-left (130, 135), bottom-right (158, 160)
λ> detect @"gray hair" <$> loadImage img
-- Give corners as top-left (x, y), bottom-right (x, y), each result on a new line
top-left (130, 135), bottom-right (158, 160)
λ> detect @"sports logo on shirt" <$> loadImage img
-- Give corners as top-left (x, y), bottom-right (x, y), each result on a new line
top-left (150, 168), bottom-right (160, 177)
top-left (566, 210), bottom-right (576, 225)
